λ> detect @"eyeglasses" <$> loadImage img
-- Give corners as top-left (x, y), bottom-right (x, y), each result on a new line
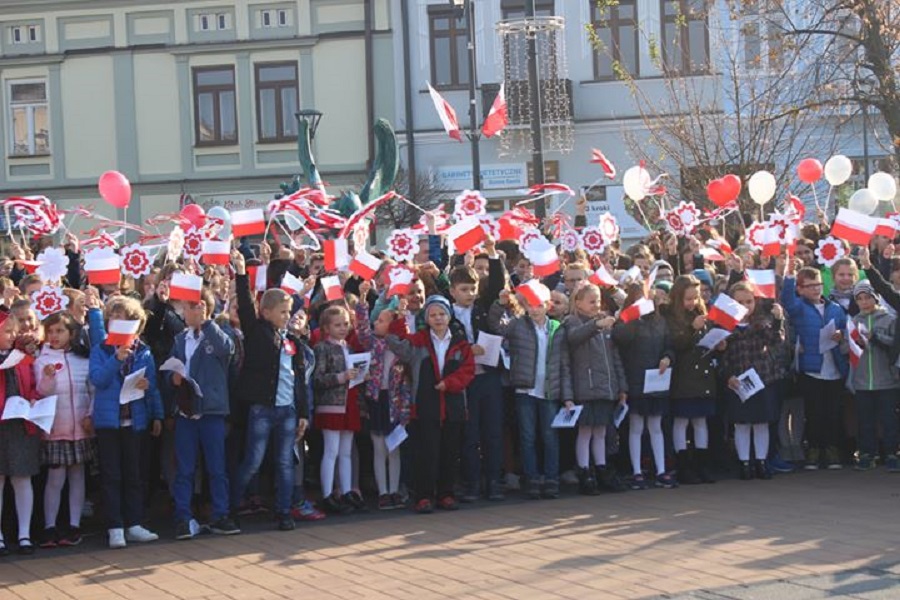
top-left (800, 282), bottom-right (823, 289)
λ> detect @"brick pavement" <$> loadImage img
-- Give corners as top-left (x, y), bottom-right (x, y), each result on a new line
top-left (0, 470), bottom-right (898, 599)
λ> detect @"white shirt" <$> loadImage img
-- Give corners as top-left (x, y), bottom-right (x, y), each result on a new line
top-left (517, 319), bottom-right (549, 399)
top-left (430, 329), bottom-right (452, 375)
top-left (406, 312), bottom-right (417, 334)
top-left (184, 329), bottom-right (203, 376)
top-left (453, 304), bottom-right (475, 343)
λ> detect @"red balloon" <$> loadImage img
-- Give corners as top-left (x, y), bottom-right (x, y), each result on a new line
top-left (797, 158), bottom-right (824, 184)
top-left (706, 175), bottom-right (742, 207)
top-left (98, 171), bottom-right (131, 209)
top-left (180, 203), bottom-right (206, 229)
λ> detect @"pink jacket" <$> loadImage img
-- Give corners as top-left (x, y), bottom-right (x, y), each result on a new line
top-left (35, 347), bottom-right (93, 442)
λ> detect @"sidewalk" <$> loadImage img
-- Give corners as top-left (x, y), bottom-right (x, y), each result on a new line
top-left (1, 469), bottom-right (898, 599)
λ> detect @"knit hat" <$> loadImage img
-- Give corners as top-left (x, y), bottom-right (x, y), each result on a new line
top-left (853, 281), bottom-right (877, 299)
top-left (423, 295), bottom-right (452, 318)
top-left (654, 280), bottom-right (673, 293)
top-left (693, 269), bottom-right (714, 289)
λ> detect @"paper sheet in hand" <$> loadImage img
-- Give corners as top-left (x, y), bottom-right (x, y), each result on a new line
top-left (0, 349), bottom-right (25, 370)
top-left (614, 402), bottom-right (629, 428)
top-left (736, 368), bottom-right (765, 403)
top-left (698, 328), bottom-right (731, 351)
top-left (551, 405), bottom-right (583, 428)
top-left (159, 357), bottom-right (203, 398)
top-left (347, 353), bottom-right (371, 388)
top-left (385, 424), bottom-right (408, 453)
top-left (120, 367), bottom-right (147, 404)
top-left (474, 332), bottom-right (503, 366)
top-left (819, 320), bottom-right (837, 353)
top-left (643, 368), bottom-right (672, 394)
top-left (0, 395), bottom-right (57, 434)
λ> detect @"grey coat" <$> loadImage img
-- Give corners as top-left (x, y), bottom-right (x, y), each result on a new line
top-left (487, 301), bottom-right (563, 399)
top-left (851, 308), bottom-right (900, 391)
top-left (560, 313), bottom-right (628, 402)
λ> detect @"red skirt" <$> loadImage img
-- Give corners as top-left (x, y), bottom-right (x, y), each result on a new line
top-left (315, 387), bottom-right (361, 432)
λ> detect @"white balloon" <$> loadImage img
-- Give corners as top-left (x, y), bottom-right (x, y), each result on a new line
top-left (824, 155), bottom-right (853, 186)
top-left (848, 188), bottom-right (878, 215)
top-left (868, 172), bottom-right (897, 201)
top-left (622, 166), bottom-right (649, 201)
top-left (748, 170), bottom-right (777, 206)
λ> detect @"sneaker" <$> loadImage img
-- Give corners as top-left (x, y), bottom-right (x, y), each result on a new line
top-left (886, 454), bottom-right (900, 473)
top-left (39, 527), bottom-right (58, 549)
top-left (126, 525), bottom-right (159, 543)
top-left (630, 474), bottom-right (649, 490)
top-left (175, 520), bottom-right (196, 541)
top-left (343, 491), bottom-right (368, 512)
top-left (487, 482), bottom-right (506, 501)
top-left (526, 481), bottom-right (542, 500)
top-left (108, 528), bottom-right (126, 549)
top-left (291, 500), bottom-right (326, 521)
top-left (320, 495), bottom-right (352, 515)
top-left (855, 453), bottom-right (876, 471)
top-left (378, 494), bottom-right (394, 510)
top-left (210, 517), bottom-right (241, 535)
top-left (277, 515), bottom-right (295, 531)
top-left (825, 447), bottom-right (843, 470)
top-left (58, 527), bottom-right (82, 547)
top-left (504, 472), bottom-right (521, 491)
top-left (437, 495), bottom-right (459, 511)
top-left (560, 470), bottom-right (579, 485)
top-left (460, 487), bottom-right (479, 503)
top-left (804, 448), bottom-right (821, 470)
top-left (541, 480), bottom-right (560, 499)
top-left (237, 498), bottom-right (267, 516)
top-left (654, 473), bottom-right (679, 489)
top-left (390, 493), bottom-right (406, 509)
top-left (413, 498), bottom-right (433, 514)
top-left (767, 454), bottom-right (795, 474)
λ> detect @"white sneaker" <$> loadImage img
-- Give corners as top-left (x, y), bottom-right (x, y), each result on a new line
top-left (108, 528), bottom-right (126, 549)
top-left (125, 525), bottom-right (159, 543)
top-left (504, 472), bottom-right (521, 490)
top-left (560, 470), bottom-right (579, 485)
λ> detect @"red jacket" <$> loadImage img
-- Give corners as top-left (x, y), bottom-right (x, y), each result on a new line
top-left (0, 355), bottom-right (39, 436)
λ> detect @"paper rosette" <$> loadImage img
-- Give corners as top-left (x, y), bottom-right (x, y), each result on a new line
top-left (120, 244), bottom-right (156, 278)
top-left (385, 228), bottom-right (418, 262)
top-left (746, 221), bottom-right (767, 250)
top-left (182, 227), bottom-right (204, 260)
top-left (815, 236), bottom-right (846, 267)
top-left (664, 201), bottom-right (701, 236)
top-left (478, 215), bottom-right (500, 241)
top-left (35, 247), bottom-right (69, 283)
top-left (598, 213), bottom-right (620, 244)
top-left (560, 228), bottom-right (582, 253)
top-left (580, 226), bottom-right (606, 255)
top-left (453, 190), bottom-right (487, 220)
top-left (32, 285), bottom-right (69, 320)
top-left (518, 228), bottom-right (543, 254)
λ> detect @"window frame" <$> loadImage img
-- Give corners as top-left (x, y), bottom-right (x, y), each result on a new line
top-left (7, 78), bottom-right (50, 157)
top-left (500, 0), bottom-right (554, 19)
top-left (590, 0), bottom-right (640, 81)
top-left (428, 6), bottom-right (469, 90)
top-left (660, 0), bottom-right (711, 76)
top-left (254, 61), bottom-right (299, 144)
top-left (192, 65), bottom-right (238, 147)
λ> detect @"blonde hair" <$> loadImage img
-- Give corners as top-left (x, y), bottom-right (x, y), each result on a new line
top-left (320, 305), bottom-right (350, 331)
top-left (260, 288), bottom-right (291, 312)
top-left (570, 282), bottom-right (601, 315)
top-left (104, 296), bottom-right (147, 333)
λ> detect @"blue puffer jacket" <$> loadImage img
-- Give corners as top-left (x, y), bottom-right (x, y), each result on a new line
top-left (88, 308), bottom-right (164, 431)
top-left (781, 277), bottom-right (848, 378)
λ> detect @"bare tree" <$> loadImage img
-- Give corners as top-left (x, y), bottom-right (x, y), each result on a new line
top-left (374, 167), bottom-right (447, 229)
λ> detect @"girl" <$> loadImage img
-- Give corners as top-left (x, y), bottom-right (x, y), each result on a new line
top-left (561, 283), bottom-right (628, 495)
top-left (36, 312), bottom-right (94, 548)
top-left (828, 257), bottom-right (859, 316)
top-left (0, 311), bottom-right (39, 555)
top-left (313, 305), bottom-right (363, 514)
top-left (612, 284), bottom-right (677, 490)
top-left (354, 282), bottom-right (411, 510)
top-left (663, 275), bottom-right (719, 485)
top-left (720, 282), bottom-right (785, 480)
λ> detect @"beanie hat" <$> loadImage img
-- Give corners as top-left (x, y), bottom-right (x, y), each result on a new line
top-left (693, 269), bottom-right (714, 289)
top-left (654, 280), bottom-right (673, 293)
top-left (423, 295), bottom-right (452, 318)
top-left (853, 281), bottom-right (877, 299)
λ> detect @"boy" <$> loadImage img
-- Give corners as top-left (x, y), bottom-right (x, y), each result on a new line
top-left (230, 250), bottom-right (310, 531)
top-left (167, 287), bottom-right (240, 540)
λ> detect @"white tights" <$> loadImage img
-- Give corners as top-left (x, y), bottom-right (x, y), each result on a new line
top-left (734, 423), bottom-right (769, 461)
top-left (0, 476), bottom-right (33, 542)
top-left (672, 417), bottom-right (709, 451)
top-left (630, 414), bottom-right (665, 475)
top-left (575, 426), bottom-right (607, 468)
top-left (321, 430), bottom-right (353, 497)
top-left (371, 433), bottom-right (401, 495)
top-left (44, 464), bottom-right (86, 529)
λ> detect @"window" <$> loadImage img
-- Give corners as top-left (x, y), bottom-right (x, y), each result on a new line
top-left (660, 0), bottom-right (710, 74)
top-left (741, 0), bottom-right (784, 72)
top-left (196, 12), bottom-right (231, 32)
top-left (591, 0), bottom-right (639, 79)
top-left (193, 66), bottom-right (237, 145)
top-left (428, 7), bottom-right (469, 89)
top-left (500, 0), bottom-right (553, 19)
top-left (255, 62), bottom-right (298, 142)
top-left (8, 80), bottom-right (49, 156)
top-left (8, 25), bottom-right (37, 44)
top-left (260, 9), bottom-right (290, 28)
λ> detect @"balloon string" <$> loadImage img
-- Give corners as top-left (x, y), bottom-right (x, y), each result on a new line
top-left (810, 183), bottom-right (820, 211)
top-left (398, 195), bottom-right (428, 214)
top-left (633, 200), bottom-right (653, 232)
top-left (823, 186), bottom-right (834, 220)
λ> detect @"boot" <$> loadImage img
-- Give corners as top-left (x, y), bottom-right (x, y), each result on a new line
top-left (739, 461), bottom-right (754, 480)
top-left (754, 459), bottom-right (772, 480)
top-left (577, 466), bottom-right (599, 496)
top-left (597, 465), bottom-right (627, 492)
top-left (676, 450), bottom-right (701, 485)
top-left (695, 449), bottom-right (716, 484)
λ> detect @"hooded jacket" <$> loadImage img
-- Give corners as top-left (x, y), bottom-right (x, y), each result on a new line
top-left (850, 307), bottom-right (899, 391)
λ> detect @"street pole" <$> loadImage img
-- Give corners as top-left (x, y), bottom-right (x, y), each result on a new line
top-left (862, 103), bottom-right (870, 181)
top-left (525, 0), bottom-right (546, 219)
top-left (464, 0), bottom-right (481, 191)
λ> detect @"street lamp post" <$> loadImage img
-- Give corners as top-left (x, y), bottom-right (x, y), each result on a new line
top-left (451, 0), bottom-right (482, 191)
top-left (296, 109), bottom-right (324, 140)
top-left (524, 0), bottom-right (546, 220)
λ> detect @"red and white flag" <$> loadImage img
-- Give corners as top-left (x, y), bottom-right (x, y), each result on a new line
top-left (247, 264), bottom-right (267, 292)
top-left (427, 82), bottom-right (462, 142)
top-left (170, 273), bottom-right (202, 303)
top-left (516, 280), bottom-right (550, 308)
top-left (699, 247), bottom-right (726, 262)
top-left (281, 272), bottom-right (304, 296)
top-left (848, 319), bottom-right (865, 369)
top-left (21, 260), bottom-right (41, 275)
top-left (446, 216), bottom-right (486, 255)
top-left (831, 208), bottom-right (877, 246)
top-left (201, 240), bottom-right (230, 265)
top-left (708, 294), bottom-right (749, 331)
top-left (322, 238), bottom-right (350, 272)
top-left (105, 319), bottom-right (140, 347)
top-left (590, 149), bottom-right (616, 179)
top-left (349, 250), bottom-right (382, 281)
top-left (875, 218), bottom-right (897, 238)
top-left (320, 275), bottom-right (343, 301)
top-left (746, 269), bottom-right (776, 299)
top-left (590, 264), bottom-right (618, 287)
top-left (386, 265), bottom-right (416, 298)
top-left (530, 245), bottom-right (560, 277)
top-left (707, 238), bottom-right (733, 255)
top-left (85, 254), bottom-right (120, 285)
top-left (231, 208), bottom-right (266, 238)
top-left (528, 183), bottom-right (575, 197)
top-left (481, 83), bottom-right (508, 138)
top-left (760, 222), bottom-right (782, 258)
top-left (619, 297), bottom-right (655, 323)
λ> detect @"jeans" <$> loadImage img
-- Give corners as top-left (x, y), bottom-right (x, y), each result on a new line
top-left (462, 371), bottom-right (504, 492)
top-left (174, 415), bottom-right (229, 523)
top-left (96, 427), bottom-right (144, 529)
top-left (230, 404), bottom-right (297, 516)
top-left (515, 393), bottom-right (559, 483)
top-left (855, 389), bottom-right (899, 457)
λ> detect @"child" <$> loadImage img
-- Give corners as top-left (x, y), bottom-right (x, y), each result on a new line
top-left (0, 311), bottom-right (39, 555)
top-left (849, 281), bottom-right (899, 470)
top-left (313, 305), bottom-right (364, 514)
top-left (612, 284), bottom-right (677, 489)
top-left (721, 282), bottom-right (785, 480)
top-left (88, 295), bottom-right (163, 549)
top-left (561, 283), bottom-right (628, 495)
top-left (35, 312), bottom-right (94, 548)
top-left (828, 257), bottom-right (860, 316)
top-left (488, 283), bottom-right (565, 499)
top-left (166, 287), bottom-right (240, 540)
top-left (387, 295), bottom-right (474, 513)
top-left (354, 282), bottom-right (411, 510)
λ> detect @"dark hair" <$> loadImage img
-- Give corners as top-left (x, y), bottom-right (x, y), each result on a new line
top-left (669, 275), bottom-right (706, 324)
top-left (449, 266), bottom-right (478, 287)
top-left (43, 311), bottom-right (78, 339)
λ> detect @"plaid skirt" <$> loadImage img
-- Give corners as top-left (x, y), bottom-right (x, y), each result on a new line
top-left (42, 438), bottom-right (98, 467)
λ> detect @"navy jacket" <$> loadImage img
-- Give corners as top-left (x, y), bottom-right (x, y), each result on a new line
top-left (166, 320), bottom-right (234, 416)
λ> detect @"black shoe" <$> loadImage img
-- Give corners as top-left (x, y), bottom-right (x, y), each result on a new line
top-left (739, 461), bottom-right (754, 480)
top-left (541, 480), bottom-right (560, 499)
top-left (597, 466), bottom-right (628, 492)
top-left (577, 467), bottom-right (599, 496)
top-left (277, 515), bottom-right (295, 531)
top-left (320, 495), bottom-right (352, 515)
top-left (694, 449), bottom-right (716, 484)
top-left (175, 521), bottom-right (195, 541)
top-left (526, 481), bottom-right (542, 500)
top-left (487, 482), bottom-right (505, 501)
top-left (17, 538), bottom-right (34, 555)
top-left (676, 451), bottom-right (702, 485)
top-left (58, 527), bottom-right (82, 547)
top-left (754, 459), bottom-right (772, 480)
top-left (210, 517), bottom-right (241, 535)
top-left (39, 527), bottom-right (59, 549)
top-left (343, 491), bottom-right (368, 512)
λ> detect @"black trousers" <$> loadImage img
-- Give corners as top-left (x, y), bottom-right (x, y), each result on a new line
top-left (412, 419), bottom-right (463, 501)
top-left (799, 375), bottom-right (844, 451)
top-left (96, 428), bottom-right (144, 529)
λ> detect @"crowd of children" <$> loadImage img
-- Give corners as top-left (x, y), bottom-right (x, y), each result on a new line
top-left (1, 212), bottom-right (899, 557)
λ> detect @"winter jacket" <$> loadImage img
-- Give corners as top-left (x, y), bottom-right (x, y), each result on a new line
top-left (781, 277), bottom-right (849, 378)
top-left (487, 301), bottom-right (562, 398)
top-left (662, 307), bottom-right (719, 401)
top-left (35, 347), bottom-right (93, 441)
top-left (850, 308), bottom-right (899, 391)
top-left (863, 267), bottom-right (900, 364)
top-left (354, 302), bottom-right (412, 426)
top-left (560, 313), bottom-right (628, 403)
top-left (165, 320), bottom-right (235, 416)
top-left (313, 338), bottom-right (363, 415)
top-left (612, 312), bottom-right (675, 399)
top-left (720, 314), bottom-right (784, 385)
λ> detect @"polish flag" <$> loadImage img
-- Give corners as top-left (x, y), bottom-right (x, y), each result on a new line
top-left (481, 83), bottom-right (508, 138)
top-left (427, 82), bottom-right (462, 142)
top-left (170, 273), bottom-right (202, 303)
top-left (707, 239), bottom-right (733, 255)
top-left (21, 260), bottom-right (41, 274)
top-left (530, 245), bottom-right (560, 277)
top-left (760, 223), bottom-right (782, 258)
top-left (746, 269), bottom-right (776, 299)
top-left (247, 264), bottom-right (267, 291)
top-left (708, 294), bottom-right (749, 331)
top-left (516, 280), bottom-right (551, 308)
top-left (875, 218), bottom-right (897, 238)
top-left (619, 297), bottom-right (655, 323)
top-left (446, 216), bottom-right (486, 255)
top-left (831, 208), bottom-right (877, 246)
top-left (85, 255), bottom-right (120, 285)
top-left (590, 149), bottom-right (616, 179)
top-left (105, 319), bottom-right (140, 347)
top-left (589, 264), bottom-right (617, 287)
top-left (349, 250), bottom-right (382, 281)
top-left (281, 272), bottom-right (304, 296)
top-left (322, 238), bottom-right (350, 272)
top-left (528, 183), bottom-right (575, 197)
top-left (320, 275), bottom-right (343, 301)
top-left (498, 216), bottom-right (523, 241)
top-left (848, 319), bottom-right (865, 369)
top-left (231, 208), bottom-right (266, 238)
top-left (386, 265), bottom-right (416, 297)
top-left (201, 240), bottom-right (230, 265)
top-left (699, 247), bottom-right (726, 262)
